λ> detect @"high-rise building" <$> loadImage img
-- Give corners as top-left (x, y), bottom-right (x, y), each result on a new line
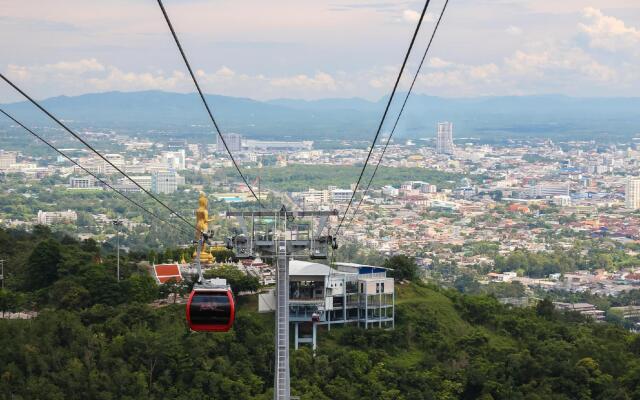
top-left (625, 177), bottom-right (640, 209)
top-left (436, 122), bottom-right (454, 155)
top-left (217, 133), bottom-right (243, 153)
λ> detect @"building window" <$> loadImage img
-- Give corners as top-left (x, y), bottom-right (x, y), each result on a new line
top-left (381, 282), bottom-right (385, 293)
top-left (376, 283), bottom-right (380, 294)
top-left (360, 283), bottom-right (364, 293)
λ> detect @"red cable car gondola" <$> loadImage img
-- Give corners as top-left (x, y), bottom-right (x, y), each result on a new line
top-left (187, 233), bottom-right (235, 332)
top-left (186, 282), bottom-right (235, 332)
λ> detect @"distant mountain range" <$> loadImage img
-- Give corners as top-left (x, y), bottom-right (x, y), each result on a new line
top-left (2, 90), bottom-right (639, 142)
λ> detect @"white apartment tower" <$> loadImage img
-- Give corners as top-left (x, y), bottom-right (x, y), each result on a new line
top-left (625, 177), bottom-right (640, 209)
top-left (436, 122), bottom-right (454, 155)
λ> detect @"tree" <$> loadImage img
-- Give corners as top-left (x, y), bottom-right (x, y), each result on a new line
top-left (384, 255), bottom-right (420, 282)
top-left (204, 264), bottom-right (260, 294)
top-left (0, 289), bottom-right (21, 317)
top-left (24, 239), bottom-right (63, 291)
top-left (536, 297), bottom-right (555, 319)
top-left (159, 278), bottom-right (189, 304)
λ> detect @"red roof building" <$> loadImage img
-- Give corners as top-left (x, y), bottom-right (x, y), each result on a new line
top-left (154, 263), bottom-right (183, 284)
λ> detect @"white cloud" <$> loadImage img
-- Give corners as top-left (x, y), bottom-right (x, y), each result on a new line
top-left (429, 57), bottom-right (453, 69)
top-left (579, 7), bottom-right (640, 51)
top-left (402, 9), bottom-right (435, 24)
top-left (504, 46), bottom-right (617, 83)
top-left (2, 59), bottom-right (343, 99)
top-left (505, 25), bottom-right (523, 36)
top-left (5, 58), bottom-right (106, 82)
top-left (270, 72), bottom-right (337, 91)
top-left (402, 9), bottom-right (420, 23)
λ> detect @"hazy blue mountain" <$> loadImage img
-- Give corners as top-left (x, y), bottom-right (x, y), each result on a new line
top-left (2, 90), bottom-right (639, 142)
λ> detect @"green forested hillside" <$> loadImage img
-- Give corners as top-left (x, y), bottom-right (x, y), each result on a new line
top-left (1, 228), bottom-right (640, 399)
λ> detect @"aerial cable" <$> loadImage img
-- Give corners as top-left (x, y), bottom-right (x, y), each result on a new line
top-left (0, 108), bottom-right (192, 237)
top-left (0, 73), bottom-right (199, 234)
top-left (334, 0), bottom-right (433, 236)
top-left (342, 0), bottom-right (450, 233)
top-left (156, 0), bottom-right (264, 208)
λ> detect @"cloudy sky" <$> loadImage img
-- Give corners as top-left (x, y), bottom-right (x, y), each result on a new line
top-left (1, 0), bottom-right (639, 101)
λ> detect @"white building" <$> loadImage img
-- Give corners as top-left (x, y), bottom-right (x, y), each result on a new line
top-left (37, 210), bottom-right (78, 225)
top-left (382, 185), bottom-right (399, 197)
top-left (0, 151), bottom-right (17, 169)
top-left (436, 122), bottom-right (454, 155)
top-left (69, 176), bottom-right (100, 189)
top-left (118, 175), bottom-right (152, 191)
top-left (151, 170), bottom-right (183, 194)
top-left (553, 195), bottom-right (572, 207)
top-left (625, 177), bottom-right (640, 209)
top-left (259, 260), bottom-right (395, 350)
top-left (330, 189), bottom-right (352, 203)
top-left (531, 183), bottom-right (570, 198)
top-left (103, 154), bottom-right (125, 175)
top-left (162, 150), bottom-right (186, 170)
top-left (298, 188), bottom-right (331, 205)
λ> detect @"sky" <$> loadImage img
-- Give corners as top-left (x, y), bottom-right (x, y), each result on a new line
top-left (1, 0), bottom-right (640, 101)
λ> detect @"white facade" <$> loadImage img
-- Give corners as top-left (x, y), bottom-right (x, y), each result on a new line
top-left (330, 189), bottom-right (352, 203)
top-left (436, 122), bottom-right (454, 155)
top-left (0, 151), bottom-right (17, 169)
top-left (69, 176), bottom-right (99, 189)
top-left (297, 188), bottom-right (330, 205)
top-left (532, 183), bottom-right (570, 198)
top-left (37, 210), bottom-right (78, 225)
top-left (103, 154), bottom-right (125, 175)
top-left (382, 185), bottom-right (399, 197)
top-left (162, 150), bottom-right (186, 170)
top-left (626, 177), bottom-right (640, 209)
top-left (151, 170), bottom-right (179, 194)
top-left (553, 195), bottom-right (572, 207)
top-left (116, 175), bottom-right (152, 191)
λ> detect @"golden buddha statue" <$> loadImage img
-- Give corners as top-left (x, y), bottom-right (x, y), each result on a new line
top-left (193, 192), bottom-right (215, 263)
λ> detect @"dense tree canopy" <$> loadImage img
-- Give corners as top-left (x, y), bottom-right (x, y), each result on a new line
top-left (384, 255), bottom-right (421, 282)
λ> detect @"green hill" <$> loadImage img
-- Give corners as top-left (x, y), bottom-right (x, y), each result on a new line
top-left (1, 227), bottom-right (640, 399)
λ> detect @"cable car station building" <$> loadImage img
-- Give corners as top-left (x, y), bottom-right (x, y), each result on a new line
top-left (259, 260), bottom-right (395, 350)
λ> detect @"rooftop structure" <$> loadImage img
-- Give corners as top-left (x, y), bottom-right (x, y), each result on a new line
top-left (153, 263), bottom-right (183, 284)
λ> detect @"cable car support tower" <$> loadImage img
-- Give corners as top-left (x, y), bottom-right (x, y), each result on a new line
top-left (225, 208), bottom-right (338, 400)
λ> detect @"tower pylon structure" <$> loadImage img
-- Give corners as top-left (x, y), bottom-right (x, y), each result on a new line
top-left (225, 208), bottom-right (338, 400)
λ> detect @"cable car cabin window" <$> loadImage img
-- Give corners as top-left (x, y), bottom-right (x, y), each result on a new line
top-left (189, 292), bottom-right (231, 326)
